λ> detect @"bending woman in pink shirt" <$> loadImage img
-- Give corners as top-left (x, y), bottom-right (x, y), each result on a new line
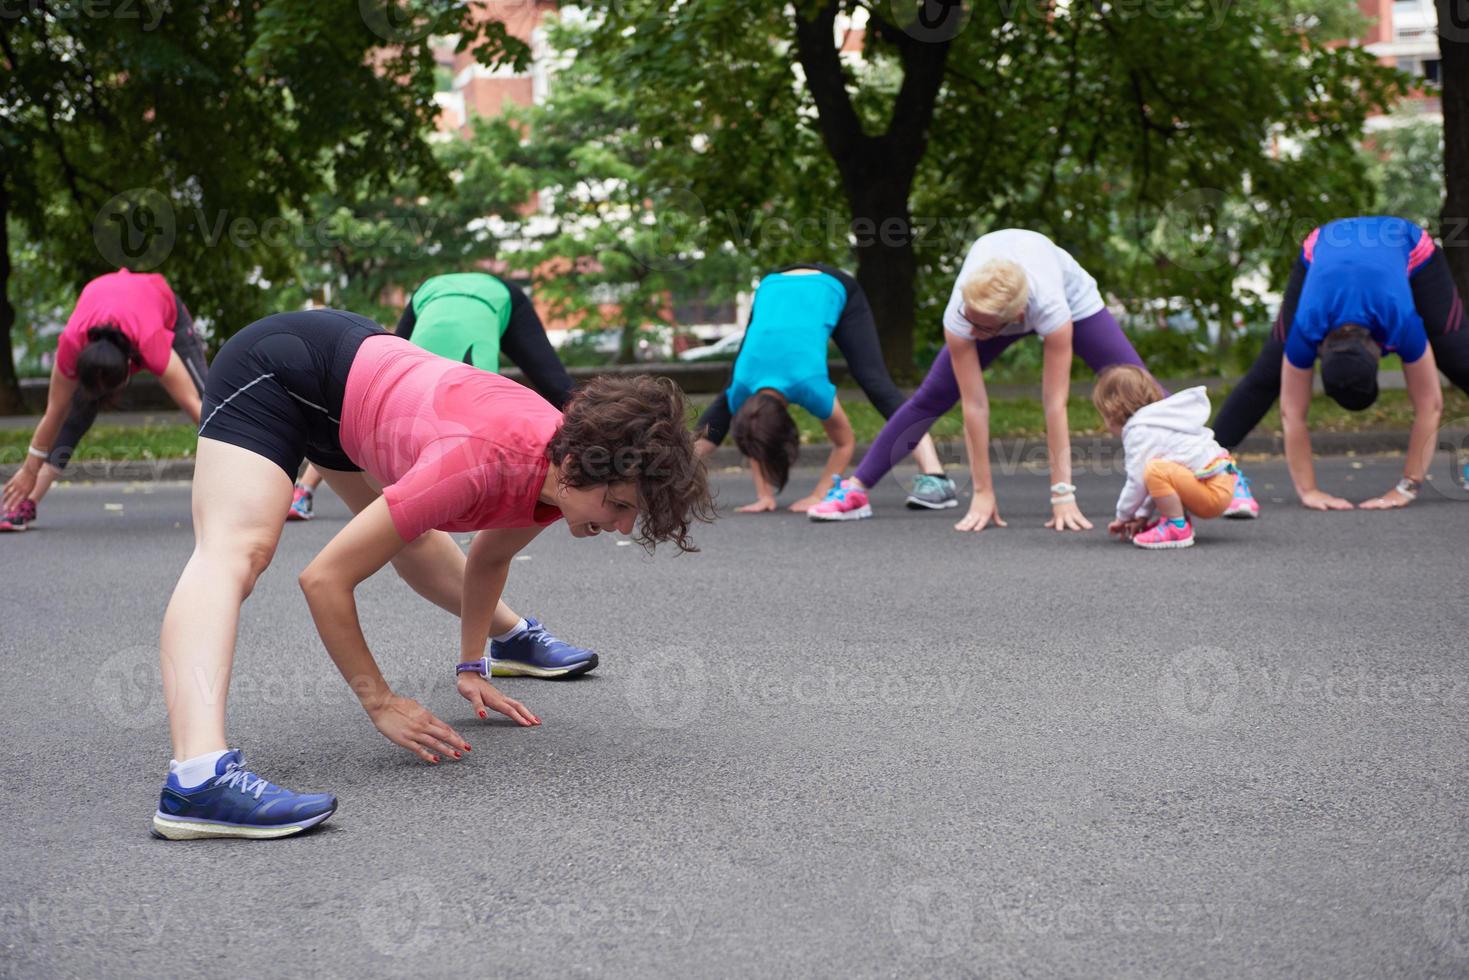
top-left (151, 308), bottom-right (712, 841)
top-left (2, 270), bottom-right (209, 530)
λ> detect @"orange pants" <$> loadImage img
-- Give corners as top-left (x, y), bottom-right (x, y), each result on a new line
top-left (1143, 459), bottom-right (1237, 519)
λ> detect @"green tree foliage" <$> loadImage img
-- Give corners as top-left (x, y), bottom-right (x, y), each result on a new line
top-left (276, 124), bottom-right (533, 324)
top-left (1364, 116), bottom-right (1448, 231)
top-left (0, 0), bottom-right (526, 409)
top-left (556, 0), bottom-right (1406, 376)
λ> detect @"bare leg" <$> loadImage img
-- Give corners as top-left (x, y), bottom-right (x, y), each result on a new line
top-left (298, 463), bottom-right (325, 492)
top-left (911, 434), bottom-right (945, 476)
top-left (1153, 492), bottom-right (1185, 520)
top-left (160, 439), bottom-right (292, 760)
top-left (316, 467), bottom-right (522, 635)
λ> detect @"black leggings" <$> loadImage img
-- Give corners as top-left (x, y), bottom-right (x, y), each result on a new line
top-left (1212, 249), bottom-right (1469, 448)
top-left (396, 279), bottom-right (575, 410)
top-left (696, 266), bottom-right (907, 444)
top-left (197, 309), bottom-right (382, 479)
top-left (48, 298), bottom-right (209, 469)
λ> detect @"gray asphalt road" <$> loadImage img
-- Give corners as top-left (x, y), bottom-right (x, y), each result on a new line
top-left (1, 456), bottom-right (1466, 979)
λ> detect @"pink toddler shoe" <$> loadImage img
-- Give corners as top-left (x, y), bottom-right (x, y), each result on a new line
top-left (1133, 518), bottom-right (1195, 550)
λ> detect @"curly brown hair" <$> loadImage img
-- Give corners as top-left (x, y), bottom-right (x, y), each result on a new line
top-left (546, 375), bottom-right (714, 553)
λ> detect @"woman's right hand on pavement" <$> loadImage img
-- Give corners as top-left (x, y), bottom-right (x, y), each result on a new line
top-left (1299, 489), bottom-right (1354, 511)
top-left (735, 497), bottom-right (778, 513)
top-left (2, 468), bottom-right (37, 511)
top-left (367, 693), bottom-right (471, 764)
top-left (955, 490), bottom-right (1006, 533)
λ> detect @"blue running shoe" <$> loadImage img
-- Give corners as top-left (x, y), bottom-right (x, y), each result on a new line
top-left (490, 617), bottom-right (599, 678)
top-left (1223, 471), bottom-right (1260, 519)
top-left (151, 750), bottom-right (337, 840)
top-left (905, 473), bottom-right (959, 510)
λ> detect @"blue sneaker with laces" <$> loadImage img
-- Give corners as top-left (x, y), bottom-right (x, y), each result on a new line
top-left (1223, 471), bottom-right (1259, 519)
top-left (151, 750), bottom-right (337, 840)
top-left (905, 473), bottom-right (959, 510)
top-left (490, 617), bottom-right (599, 678)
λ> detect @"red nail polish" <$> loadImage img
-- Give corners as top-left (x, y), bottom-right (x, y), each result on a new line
top-left (453, 752), bottom-right (460, 759)
top-left (463, 745), bottom-right (471, 752)
top-left (478, 710), bottom-right (487, 719)
top-left (430, 756), bottom-right (438, 763)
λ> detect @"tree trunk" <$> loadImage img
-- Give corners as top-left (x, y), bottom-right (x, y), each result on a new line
top-left (1438, 1), bottom-right (1469, 295)
top-left (616, 325), bottom-right (639, 365)
top-left (791, 1), bottom-right (951, 384)
top-left (849, 182), bottom-right (918, 378)
top-left (0, 181), bottom-right (23, 415)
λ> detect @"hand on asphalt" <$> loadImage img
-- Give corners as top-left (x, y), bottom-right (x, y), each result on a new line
top-left (955, 491), bottom-right (1005, 533)
top-left (457, 673), bottom-right (540, 727)
top-left (368, 694), bottom-right (471, 764)
top-left (1359, 487), bottom-right (1413, 510)
top-left (2, 469), bottom-right (37, 511)
top-left (1299, 489), bottom-right (1354, 511)
top-left (1045, 499), bottom-right (1094, 532)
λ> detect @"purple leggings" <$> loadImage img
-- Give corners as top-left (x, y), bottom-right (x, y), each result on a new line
top-left (854, 307), bottom-right (1147, 486)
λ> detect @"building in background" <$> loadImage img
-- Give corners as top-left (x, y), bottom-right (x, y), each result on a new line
top-left (1359, 0), bottom-right (1443, 117)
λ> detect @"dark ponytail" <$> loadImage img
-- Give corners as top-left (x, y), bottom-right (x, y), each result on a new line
top-left (731, 391), bottom-right (800, 493)
top-left (75, 325), bottom-right (138, 399)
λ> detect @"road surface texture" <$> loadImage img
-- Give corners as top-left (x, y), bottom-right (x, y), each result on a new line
top-left (1, 455), bottom-right (1465, 978)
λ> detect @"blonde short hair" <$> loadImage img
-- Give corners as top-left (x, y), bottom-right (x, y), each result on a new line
top-left (960, 259), bottom-right (1029, 324)
top-left (1091, 364), bottom-right (1165, 428)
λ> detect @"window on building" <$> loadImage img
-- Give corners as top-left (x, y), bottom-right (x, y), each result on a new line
top-left (1424, 59), bottom-right (1442, 84)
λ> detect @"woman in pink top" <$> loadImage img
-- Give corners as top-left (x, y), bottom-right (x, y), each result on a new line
top-left (2, 270), bottom-right (209, 530)
top-left (150, 308), bottom-right (712, 841)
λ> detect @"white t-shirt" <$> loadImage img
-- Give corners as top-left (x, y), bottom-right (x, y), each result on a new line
top-left (943, 229), bottom-right (1105, 341)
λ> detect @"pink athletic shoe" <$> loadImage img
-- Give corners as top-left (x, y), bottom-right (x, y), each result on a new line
top-left (1222, 472), bottom-right (1259, 519)
top-left (286, 485), bottom-right (314, 522)
top-left (1133, 518), bottom-right (1194, 550)
top-left (808, 476), bottom-right (872, 522)
top-left (0, 499), bottom-right (36, 532)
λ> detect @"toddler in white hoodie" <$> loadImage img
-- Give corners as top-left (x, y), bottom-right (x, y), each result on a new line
top-left (1092, 365), bottom-right (1239, 550)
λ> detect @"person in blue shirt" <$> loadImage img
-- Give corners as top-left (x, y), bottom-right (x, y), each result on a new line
top-left (693, 264), bottom-right (948, 513)
top-left (1211, 216), bottom-right (1468, 510)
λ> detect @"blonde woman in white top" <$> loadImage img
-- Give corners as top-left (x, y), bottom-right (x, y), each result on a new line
top-left (810, 229), bottom-right (1155, 534)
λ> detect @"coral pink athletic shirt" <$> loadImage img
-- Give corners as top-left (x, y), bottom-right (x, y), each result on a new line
top-left (340, 335), bottom-right (565, 542)
top-left (55, 270), bottom-right (178, 379)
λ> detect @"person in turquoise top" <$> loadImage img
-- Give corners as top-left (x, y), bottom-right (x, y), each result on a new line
top-left (288, 272), bottom-right (590, 680)
top-left (694, 264), bottom-right (947, 513)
